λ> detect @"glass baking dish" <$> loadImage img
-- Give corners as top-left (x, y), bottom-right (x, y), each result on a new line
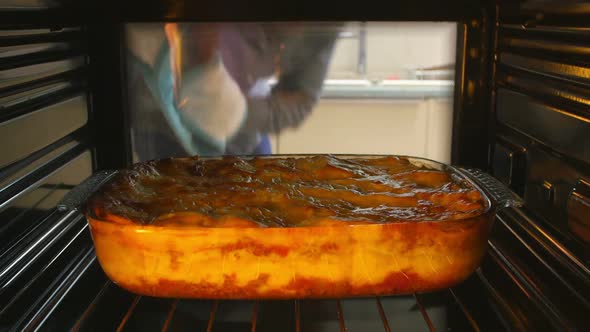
top-left (78, 155), bottom-right (522, 299)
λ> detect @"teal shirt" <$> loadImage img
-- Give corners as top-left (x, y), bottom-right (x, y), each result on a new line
top-left (128, 45), bottom-right (225, 157)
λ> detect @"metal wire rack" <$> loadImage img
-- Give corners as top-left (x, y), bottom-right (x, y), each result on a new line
top-left (71, 279), bottom-right (483, 332)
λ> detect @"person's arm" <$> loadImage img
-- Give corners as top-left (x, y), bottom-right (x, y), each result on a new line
top-left (241, 28), bottom-right (340, 134)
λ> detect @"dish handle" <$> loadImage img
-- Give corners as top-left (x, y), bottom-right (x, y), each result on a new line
top-left (57, 170), bottom-right (118, 212)
top-left (455, 167), bottom-right (524, 210)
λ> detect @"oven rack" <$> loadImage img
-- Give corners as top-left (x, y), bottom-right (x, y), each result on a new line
top-left (71, 279), bottom-right (483, 332)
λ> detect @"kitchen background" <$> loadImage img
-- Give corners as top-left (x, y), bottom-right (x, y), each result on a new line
top-left (271, 22), bottom-right (457, 163)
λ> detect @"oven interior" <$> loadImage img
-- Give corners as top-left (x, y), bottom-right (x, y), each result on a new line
top-left (1, 0), bottom-right (590, 331)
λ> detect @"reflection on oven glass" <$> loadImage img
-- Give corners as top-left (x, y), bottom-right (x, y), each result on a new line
top-left (125, 22), bottom-right (456, 163)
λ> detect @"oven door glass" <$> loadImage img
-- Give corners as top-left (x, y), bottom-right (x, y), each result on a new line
top-left (124, 22), bottom-right (457, 163)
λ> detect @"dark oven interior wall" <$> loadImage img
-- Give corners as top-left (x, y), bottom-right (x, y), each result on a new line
top-left (483, 0), bottom-right (590, 329)
top-left (0, 3), bottom-right (101, 330)
top-left (492, 0), bottom-right (590, 247)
